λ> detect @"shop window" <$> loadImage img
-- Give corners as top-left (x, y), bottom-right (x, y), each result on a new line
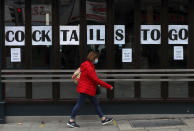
top-left (85, 0), bottom-right (107, 98)
top-left (4, 0), bottom-right (25, 69)
top-left (31, 0), bottom-right (52, 99)
top-left (4, 0), bottom-right (25, 98)
top-left (114, 0), bottom-right (162, 99)
top-left (113, 0), bottom-right (135, 99)
top-left (168, 0), bottom-right (189, 98)
top-left (114, 0), bottom-right (134, 69)
top-left (140, 0), bottom-right (161, 98)
top-left (31, 0), bottom-right (52, 69)
top-left (59, 0), bottom-right (80, 69)
top-left (168, 0), bottom-right (188, 69)
top-left (86, 0), bottom-right (107, 70)
top-left (59, 0), bottom-right (80, 99)
top-left (140, 0), bottom-right (161, 69)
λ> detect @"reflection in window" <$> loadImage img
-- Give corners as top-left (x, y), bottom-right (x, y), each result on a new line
top-left (59, 0), bottom-right (80, 25)
top-left (5, 0), bottom-right (25, 26)
top-left (168, 0), bottom-right (188, 24)
top-left (141, 0), bottom-right (161, 24)
top-left (31, 0), bottom-right (52, 26)
top-left (86, 0), bottom-right (106, 24)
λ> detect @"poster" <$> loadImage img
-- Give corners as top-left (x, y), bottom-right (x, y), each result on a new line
top-left (168, 25), bottom-right (188, 44)
top-left (11, 48), bottom-right (21, 62)
top-left (114, 25), bottom-right (125, 45)
top-left (122, 48), bottom-right (132, 62)
top-left (60, 26), bottom-right (79, 45)
top-left (174, 46), bottom-right (184, 60)
top-left (32, 26), bottom-right (52, 46)
top-left (141, 25), bottom-right (161, 44)
top-left (87, 25), bottom-right (105, 45)
top-left (5, 26), bottom-right (25, 46)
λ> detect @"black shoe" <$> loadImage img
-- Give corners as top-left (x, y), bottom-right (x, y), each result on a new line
top-left (67, 121), bottom-right (80, 128)
top-left (101, 117), bottom-right (113, 125)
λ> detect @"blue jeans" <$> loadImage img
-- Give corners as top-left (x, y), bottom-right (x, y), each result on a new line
top-left (71, 93), bottom-right (104, 119)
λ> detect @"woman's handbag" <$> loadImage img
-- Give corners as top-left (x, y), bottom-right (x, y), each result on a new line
top-left (72, 67), bottom-right (81, 84)
top-left (96, 85), bottom-right (101, 95)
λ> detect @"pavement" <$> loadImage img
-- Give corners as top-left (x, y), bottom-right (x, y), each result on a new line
top-left (2, 115), bottom-right (194, 131)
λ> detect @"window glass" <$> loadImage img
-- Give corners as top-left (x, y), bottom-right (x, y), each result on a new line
top-left (140, 0), bottom-right (161, 69)
top-left (60, 0), bottom-right (80, 69)
top-left (31, 0), bottom-right (52, 69)
top-left (86, 0), bottom-right (107, 70)
top-left (168, 0), bottom-right (189, 98)
top-left (114, 0), bottom-right (134, 69)
top-left (31, 0), bottom-right (52, 99)
top-left (59, 0), bottom-right (80, 99)
top-left (114, 0), bottom-right (135, 99)
top-left (85, 0), bottom-right (107, 98)
top-left (4, 0), bottom-right (25, 98)
top-left (4, 0), bottom-right (25, 69)
top-left (168, 0), bottom-right (188, 69)
top-left (139, 0), bottom-right (161, 98)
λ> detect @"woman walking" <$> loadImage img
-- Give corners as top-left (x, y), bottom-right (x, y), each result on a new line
top-left (67, 51), bottom-right (114, 128)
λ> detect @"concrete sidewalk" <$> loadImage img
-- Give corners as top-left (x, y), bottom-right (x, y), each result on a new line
top-left (2, 115), bottom-right (194, 131)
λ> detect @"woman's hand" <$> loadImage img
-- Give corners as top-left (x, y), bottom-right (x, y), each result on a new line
top-left (110, 86), bottom-right (114, 90)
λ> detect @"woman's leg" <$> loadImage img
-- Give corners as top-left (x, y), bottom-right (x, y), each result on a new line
top-left (70, 93), bottom-right (87, 120)
top-left (88, 95), bottom-right (104, 119)
top-left (87, 95), bottom-right (113, 125)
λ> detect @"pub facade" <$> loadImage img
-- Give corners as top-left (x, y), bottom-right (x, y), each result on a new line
top-left (0, 0), bottom-right (194, 123)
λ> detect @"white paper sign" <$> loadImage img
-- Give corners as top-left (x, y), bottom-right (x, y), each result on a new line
top-left (114, 25), bottom-right (125, 45)
top-left (5, 26), bottom-right (25, 46)
top-left (32, 26), bottom-right (52, 46)
top-left (174, 46), bottom-right (184, 60)
top-left (168, 25), bottom-right (188, 44)
top-left (141, 25), bottom-right (161, 44)
top-left (87, 25), bottom-right (105, 45)
top-left (122, 48), bottom-right (132, 62)
top-left (60, 26), bottom-right (79, 45)
top-left (11, 48), bottom-right (21, 62)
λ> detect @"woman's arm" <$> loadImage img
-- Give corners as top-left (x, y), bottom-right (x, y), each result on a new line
top-left (87, 66), bottom-right (112, 90)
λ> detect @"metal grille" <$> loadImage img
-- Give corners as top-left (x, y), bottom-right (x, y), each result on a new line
top-left (129, 119), bottom-right (185, 128)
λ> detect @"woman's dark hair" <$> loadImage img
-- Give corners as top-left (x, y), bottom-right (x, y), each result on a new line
top-left (87, 51), bottom-right (99, 62)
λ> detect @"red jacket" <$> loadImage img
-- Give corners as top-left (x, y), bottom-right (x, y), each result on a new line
top-left (77, 60), bottom-right (112, 96)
